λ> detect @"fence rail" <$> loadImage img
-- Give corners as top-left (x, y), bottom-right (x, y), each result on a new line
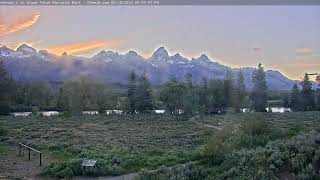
top-left (19, 143), bottom-right (42, 166)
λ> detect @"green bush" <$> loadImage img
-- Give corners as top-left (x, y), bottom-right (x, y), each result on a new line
top-left (201, 126), bottom-right (232, 158)
top-left (43, 159), bottom-right (81, 178)
top-left (135, 162), bottom-right (209, 180)
top-left (0, 123), bottom-right (7, 136)
top-left (0, 128), bottom-right (7, 136)
top-left (31, 106), bottom-right (39, 116)
top-left (59, 111), bottom-right (72, 118)
top-left (136, 130), bottom-right (320, 180)
top-left (241, 114), bottom-right (269, 136)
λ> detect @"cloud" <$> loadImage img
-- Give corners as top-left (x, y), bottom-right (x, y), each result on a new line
top-left (271, 57), bottom-right (320, 80)
top-left (47, 40), bottom-right (121, 55)
top-left (285, 62), bottom-right (320, 68)
top-left (278, 57), bottom-right (320, 68)
top-left (295, 48), bottom-right (313, 55)
top-left (0, 14), bottom-right (40, 37)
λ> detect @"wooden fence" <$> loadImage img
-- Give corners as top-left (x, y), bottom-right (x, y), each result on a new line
top-left (19, 143), bottom-right (42, 166)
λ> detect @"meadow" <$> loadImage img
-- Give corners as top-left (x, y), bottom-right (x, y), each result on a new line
top-left (0, 112), bottom-right (320, 179)
top-left (0, 114), bottom-right (212, 178)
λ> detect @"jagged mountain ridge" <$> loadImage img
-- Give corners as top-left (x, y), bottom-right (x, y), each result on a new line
top-left (0, 44), bottom-right (305, 90)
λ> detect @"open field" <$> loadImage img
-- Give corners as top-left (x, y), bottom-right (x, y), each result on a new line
top-left (0, 115), bottom-right (212, 179)
top-left (197, 112), bottom-right (320, 131)
top-left (0, 112), bottom-right (320, 179)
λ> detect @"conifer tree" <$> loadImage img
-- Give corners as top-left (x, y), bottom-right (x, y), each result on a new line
top-left (233, 69), bottom-right (246, 113)
top-left (159, 78), bottom-right (184, 114)
top-left (290, 83), bottom-right (302, 111)
top-left (223, 69), bottom-right (233, 107)
top-left (127, 70), bottom-right (137, 114)
top-left (251, 63), bottom-right (268, 112)
top-left (182, 73), bottom-right (199, 114)
top-left (136, 72), bottom-right (153, 113)
top-left (300, 73), bottom-right (315, 111)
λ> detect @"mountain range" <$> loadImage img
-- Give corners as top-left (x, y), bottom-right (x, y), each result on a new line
top-left (0, 44), bottom-right (312, 90)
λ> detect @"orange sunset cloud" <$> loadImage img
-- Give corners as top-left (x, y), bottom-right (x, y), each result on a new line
top-left (295, 48), bottom-right (313, 55)
top-left (47, 40), bottom-right (121, 56)
top-left (0, 14), bottom-right (40, 37)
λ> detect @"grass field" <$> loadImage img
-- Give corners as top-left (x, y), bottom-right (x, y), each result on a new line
top-left (0, 112), bottom-right (320, 179)
top-left (0, 115), bottom-right (212, 178)
top-left (198, 112), bottom-right (320, 130)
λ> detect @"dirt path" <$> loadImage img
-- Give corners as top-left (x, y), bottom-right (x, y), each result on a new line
top-left (189, 116), bottom-right (222, 130)
top-left (190, 119), bottom-right (222, 130)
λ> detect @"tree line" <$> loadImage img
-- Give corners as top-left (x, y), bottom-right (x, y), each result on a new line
top-left (289, 73), bottom-right (320, 111)
top-left (0, 61), bottom-right (319, 115)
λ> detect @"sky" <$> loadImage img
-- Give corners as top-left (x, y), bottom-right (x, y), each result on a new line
top-left (0, 5), bottom-right (319, 80)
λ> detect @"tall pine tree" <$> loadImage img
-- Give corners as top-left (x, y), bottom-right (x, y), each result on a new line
top-left (136, 72), bottom-right (153, 113)
top-left (300, 73), bottom-right (315, 111)
top-left (199, 78), bottom-right (209, 114)
top-left (233, 69), bottom-right (246, 113)
top-left (223, 69), bottom-right (233, 107)
top-left (182, 73), bottom-right (199, 114)
top-left (127, 70), bottom-right (138, 114)
top-left (251, 63), bottom-right (268, 112)
top-left (290, 83), bottom-right (302, 111)
top-left (159, 78), bottom-right (184, 114)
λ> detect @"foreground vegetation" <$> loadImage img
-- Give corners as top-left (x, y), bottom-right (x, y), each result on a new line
top-left (137, 129), bottom-right (320, 179)
top-left (135, 112), bottom-right (320, 180)
top-left (1, 112), bottom-right (320, 179)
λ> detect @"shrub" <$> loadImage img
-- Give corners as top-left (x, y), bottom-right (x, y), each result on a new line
top-left (202, 126), bottom-right (232, 158)
top-left (31, 106), bottom-right (39, 116)
top-left (0, 123), bottom-right (7, 136)
top-left (137, 130), bottom-right (320, 180)
top-left (0, 127), bottom-right (7, 136)
top-left (59, 111), bottom-right (72, 118)
top-left (241, 114), bottom-right (269, 136)
top-left (43, 159), bottom-right (81, 178)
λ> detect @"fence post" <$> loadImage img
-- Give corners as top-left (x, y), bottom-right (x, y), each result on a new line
top-left (28, 148), bottom-right (31, 160)
top-left (19, 143), bottom-right (42, 165)
top-left (19, 144), bottom-right (21, 157)
top-left (39, 153), bottom-right (42, 166)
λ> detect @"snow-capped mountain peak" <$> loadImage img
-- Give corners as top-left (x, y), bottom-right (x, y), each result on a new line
top-left (152, 47), bottom-right (169, 60)
top-left (173, 53), bottom-right (182, 58)
top-left (38, 50), bottom-right (58, 60)
top-left (93, 50), bottom-right (119, 62)
top-left (126, 51), bottom-right (139, 57)
top-left (16, 44), bottom-right (37, 55)
top-left (170, 53), bottom-right (189, 65)
top-left (196, 54), bottom-right (210, 61)
top-left (0, 46), bottom-right (15, 57)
